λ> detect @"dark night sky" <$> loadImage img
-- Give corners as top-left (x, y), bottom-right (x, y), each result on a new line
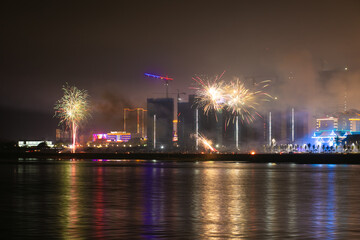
top-left (1, 0), bottom-right (360, 140)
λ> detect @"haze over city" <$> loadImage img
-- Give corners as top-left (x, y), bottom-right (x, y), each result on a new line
top-left (1, 0), bottom-right (360, 140)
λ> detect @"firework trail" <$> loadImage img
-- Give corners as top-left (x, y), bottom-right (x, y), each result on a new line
top-left (198, 133), bottom-right (217, 152)
top-left (54, 83), bottom-right (91, 153)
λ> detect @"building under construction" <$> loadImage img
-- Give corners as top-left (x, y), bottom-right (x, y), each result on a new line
top-left (123, 108), bottom-right (147, 139)
top-left (147, 98), bottom-right (174, 150)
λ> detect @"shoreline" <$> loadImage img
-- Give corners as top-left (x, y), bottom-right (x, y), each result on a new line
top-left (0, 152), bottom-right (359, 164)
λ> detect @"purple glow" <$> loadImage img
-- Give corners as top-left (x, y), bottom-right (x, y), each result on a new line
top-left (144, 73), bottom-right (173, 81)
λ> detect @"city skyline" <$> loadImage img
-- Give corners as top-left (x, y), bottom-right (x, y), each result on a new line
top-left (1, 0), bottom-right (360, 140)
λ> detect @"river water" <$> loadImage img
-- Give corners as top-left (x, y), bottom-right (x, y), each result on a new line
top-left (1, 158), bottom-right (360, 239)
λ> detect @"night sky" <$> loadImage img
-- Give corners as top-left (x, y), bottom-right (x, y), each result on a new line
top-left (1, 0), bottom-right (360, 140)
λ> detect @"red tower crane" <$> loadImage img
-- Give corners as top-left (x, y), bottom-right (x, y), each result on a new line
top-left (144, 73), bottom-right (174, 98)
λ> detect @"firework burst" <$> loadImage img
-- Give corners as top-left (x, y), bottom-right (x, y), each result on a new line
top-left (192, 72), bottom-right (226, 115)
top-left (224, 78), bottom-right (272, 123)
top-left (193, 74), bottom-right (272, 123)
top-left (54, 83), bottom-right (91, 153)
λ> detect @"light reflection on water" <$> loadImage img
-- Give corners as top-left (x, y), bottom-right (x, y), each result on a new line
top-left (2, 160), bottom-right (360, 239)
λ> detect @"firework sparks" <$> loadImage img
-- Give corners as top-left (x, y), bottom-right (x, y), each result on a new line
top-left (198, 133), bottom-right (217, 152)
top-left (224, 78), bottom-right (272, 123)
top-left (193, 74), bottom-right (272, 123)
top-left (54, 83), bottom-right (91, 153)
top-left (193, 73), bottom-right (226, 115)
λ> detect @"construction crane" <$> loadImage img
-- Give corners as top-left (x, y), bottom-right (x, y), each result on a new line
top-left (144, 73), bottom-right (174, 98)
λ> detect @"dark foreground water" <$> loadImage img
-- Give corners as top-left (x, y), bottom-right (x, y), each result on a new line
top-left (2, 159), bottom-right (360, 239)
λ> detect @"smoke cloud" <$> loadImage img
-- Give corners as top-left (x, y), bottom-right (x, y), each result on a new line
top-left (274, 49), bottom-right (360, 115)
top-left (91, 89), bottom-right (133, 132)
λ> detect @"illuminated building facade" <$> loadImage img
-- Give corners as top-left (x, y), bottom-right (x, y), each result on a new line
top-left (92, 131), bottom-right (131, 142)
top-left (312, 111), bottom-right (360, 146)
top-left (316, 117), bottom-right (338, 131)
top-left (107, 131), bottom-right (131, 142)
top-left (147, 98), bottom-right (174, 150)
top-left (18, 140), bottom-right (53, 148)
top-left (350, 118), bottom-right (360, 132)
top-left (313, 117), bottom-right (344, 146)
top-left (93, 133), bottom-right (108, 142)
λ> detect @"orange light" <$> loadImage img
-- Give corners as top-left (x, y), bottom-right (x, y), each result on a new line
top-left (250, 151), bottom-right (256, 155)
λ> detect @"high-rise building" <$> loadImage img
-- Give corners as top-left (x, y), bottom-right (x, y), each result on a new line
top-left (264, 108), bottom-right (309, 144)
top-left (179, 94), bottom-right (273, 151)
top-left (177, 100), bottom-right (196, 151)
top-left (178, 95), bottom-right (224, 151)
top-left (294, 108), bottom-right (309, 142)
top-left (147, 98), bottom-right (174, 150)
top-left (265, 110), bottom-right (286, 144)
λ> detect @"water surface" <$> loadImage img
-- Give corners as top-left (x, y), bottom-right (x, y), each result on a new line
top-left (1, 159), bottom-right (360, 239)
